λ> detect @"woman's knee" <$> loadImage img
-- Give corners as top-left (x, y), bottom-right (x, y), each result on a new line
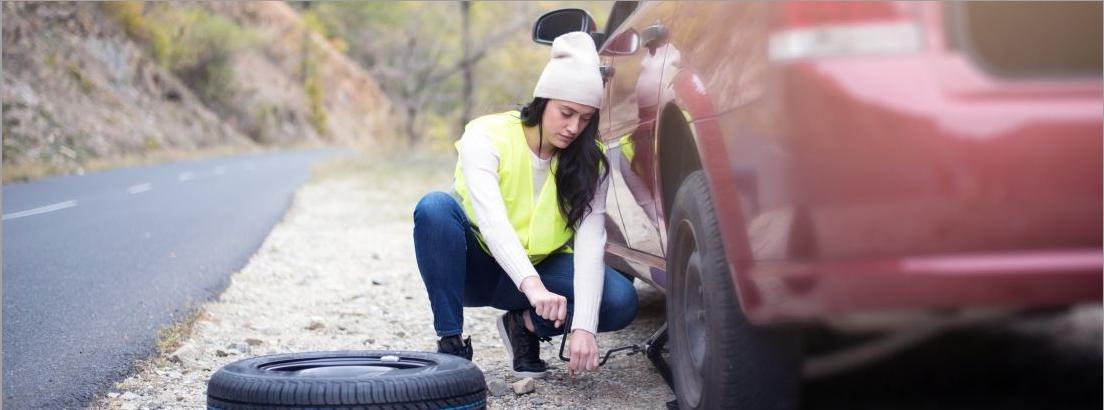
top-left (414, 192), bottom-right (461, 225)
top-left (599, 272), bottom-right (639, 331)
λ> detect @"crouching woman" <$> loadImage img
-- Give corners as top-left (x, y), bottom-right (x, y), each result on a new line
top-left (413, 32), bottom-right (638, 378)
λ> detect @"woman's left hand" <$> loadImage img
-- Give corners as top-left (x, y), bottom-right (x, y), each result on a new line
top-left (567, 329), bottom-right (599, 376)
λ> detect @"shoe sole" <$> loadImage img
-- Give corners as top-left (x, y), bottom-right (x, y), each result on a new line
top-left (496, 314), bottom-right (547, 379)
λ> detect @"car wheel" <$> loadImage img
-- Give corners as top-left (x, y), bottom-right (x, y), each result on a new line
top-left (666, 171), bottom-right (801, 409)
top-left (207, 350), bottom-right (485, 409)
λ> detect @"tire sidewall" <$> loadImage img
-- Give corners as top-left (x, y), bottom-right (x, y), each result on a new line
top-left (666, 171), bottom-right (801, 410)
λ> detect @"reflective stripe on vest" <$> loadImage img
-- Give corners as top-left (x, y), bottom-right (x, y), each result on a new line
top-left (453, 111), bottom-right (573, 264)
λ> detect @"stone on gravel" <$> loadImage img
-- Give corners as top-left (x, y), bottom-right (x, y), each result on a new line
top-left (305, 320), bottom-right (325, 331)
top-left (121, 391), bottom-right (139, 400)
top-left (228, 341), bottom-right (251, 355)
top-left (487, 380), bottom-right (510, 397)
top-left (512, 377), bottom-right (536, 395)
top-left (244, 338), bottom-right (265, 346)
top-left (168, 343), bottom-right (201, 367)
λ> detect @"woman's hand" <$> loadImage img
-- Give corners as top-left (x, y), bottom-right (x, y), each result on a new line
top-left (519, 276), bottom-right (567, 328)
top-left (567, 329), bottom-right (599, 376)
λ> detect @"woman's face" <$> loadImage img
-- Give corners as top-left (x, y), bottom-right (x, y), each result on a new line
top-left (542, 99), bottom-right (597, 149)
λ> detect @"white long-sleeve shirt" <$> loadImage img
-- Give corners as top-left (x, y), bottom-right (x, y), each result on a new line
top-left (458, 129), bottom-right (609, 334)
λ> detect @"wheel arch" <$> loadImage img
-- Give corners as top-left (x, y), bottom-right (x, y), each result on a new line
top-left (659, 70), bottom-right (762, 316)
top-left (657, 103), bottom-right (703, 221)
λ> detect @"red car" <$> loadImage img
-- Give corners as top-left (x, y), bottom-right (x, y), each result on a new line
top-left (534, 1), bottom-right (1102, 409)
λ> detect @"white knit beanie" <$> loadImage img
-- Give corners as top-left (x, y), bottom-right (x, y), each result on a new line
top-left (533, 32), bottom-right (603, 109)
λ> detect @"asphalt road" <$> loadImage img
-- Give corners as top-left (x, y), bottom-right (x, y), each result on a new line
top-left (2, 149), bottom-right (345, 409)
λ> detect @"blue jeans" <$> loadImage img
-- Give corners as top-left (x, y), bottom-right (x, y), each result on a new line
top-left (413, 192), bottom-right (639, 338)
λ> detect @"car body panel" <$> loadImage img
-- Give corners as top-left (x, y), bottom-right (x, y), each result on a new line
top-left (597, 1), bottom-right (1102, 324)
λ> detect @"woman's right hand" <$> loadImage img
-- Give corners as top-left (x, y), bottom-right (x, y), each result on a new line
top-left (519, 277), bottom-right (567, 328)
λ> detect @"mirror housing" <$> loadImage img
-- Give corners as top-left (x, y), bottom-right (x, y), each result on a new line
top-left (532, 8), bottom-right (598, 45)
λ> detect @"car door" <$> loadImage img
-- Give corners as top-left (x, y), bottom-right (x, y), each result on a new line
top-left (602, 2), bottom-right (680, 285)
top-left (597, 33), bottom-right (636, 276)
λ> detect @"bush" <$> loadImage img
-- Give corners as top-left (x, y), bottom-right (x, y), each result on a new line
top-left (103, 2), bottom-right (257, 112)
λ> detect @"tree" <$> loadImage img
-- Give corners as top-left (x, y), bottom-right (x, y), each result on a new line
top-left (460, 1), bottom-right (472, 132)
top-left (309, 1), bottom-right (538, 146)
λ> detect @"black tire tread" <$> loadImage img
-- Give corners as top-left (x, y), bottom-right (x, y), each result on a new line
top-left (207, 388), bottom-right (486, 410)
top-left (207, 351), bottom-right (485, 409)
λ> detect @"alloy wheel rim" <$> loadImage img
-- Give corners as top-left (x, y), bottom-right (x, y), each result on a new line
top-left (675, 219), bottom-right (705, 407)
top-left (258, 355), bottom-right (437, 378)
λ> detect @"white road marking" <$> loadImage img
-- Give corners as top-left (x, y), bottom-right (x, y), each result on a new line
top-left (2, 200), bottom-right (78, 221)
top-left (178, 172), bottom-right (195, 181)
top-left (127, 183), bottom-right (152, 194)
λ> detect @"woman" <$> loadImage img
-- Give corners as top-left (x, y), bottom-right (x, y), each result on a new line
top-left (413, 32), bottom-right (638, 378)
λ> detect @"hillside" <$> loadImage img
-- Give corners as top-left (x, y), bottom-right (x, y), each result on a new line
top-left (1, 1), bottom-right (391, 183)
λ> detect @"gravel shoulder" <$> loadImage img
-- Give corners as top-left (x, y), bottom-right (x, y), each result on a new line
top-left (91, 151), bottom-right (675, 410)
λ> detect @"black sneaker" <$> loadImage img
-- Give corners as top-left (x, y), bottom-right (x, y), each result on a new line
top-left (437, 335), bottom-right (473, 361)
top-left (496, 310), bottom-right (548, 378)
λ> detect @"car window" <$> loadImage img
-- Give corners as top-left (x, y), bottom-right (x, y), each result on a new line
top-left (604, 1), bottom-right (640, 36)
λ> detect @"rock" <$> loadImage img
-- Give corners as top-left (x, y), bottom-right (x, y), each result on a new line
top-left (10, 82), bottom-right (39, 106)
top-left (530, 398), bottom-right (545, 406)
top-left (121, 391), bottom-right (140, 400)
top-left (371, 280), bottom-right (383, 286)
top-left (305, 320), bottom-right (325, 331)
top-left (371, 253), bottom-right (381, 260)
top-left (107, 392), bottom-right (120, 398)
top-left (120, 403), bottom-right (138, 410)
top-left (244, 338), bottom-right (265, 346)
top-left (215, 350), bottom-right (229, 357)
top-left (487, 380), bottom-right (509, 397)
top-left (606, 361), bottom-right (628, 370)
top-left (362, 338), bottom-right (375, 346)
top-left (511, 377), bottom-right (535, 395)
top-left (228, 342), bottom-right (251, 355)
top-left (168, 343), bottom-right (202, 367)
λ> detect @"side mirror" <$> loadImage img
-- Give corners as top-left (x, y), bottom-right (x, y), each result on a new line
top-left (601, 28), bottom-right (639, 56)
top-left (533, 8), bottom-right (598, 45)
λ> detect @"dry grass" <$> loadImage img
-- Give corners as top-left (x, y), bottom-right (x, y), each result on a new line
top-left (309, 146), bottom-right (455, 184)
top-left (152, 308), bottom-right (206, 365)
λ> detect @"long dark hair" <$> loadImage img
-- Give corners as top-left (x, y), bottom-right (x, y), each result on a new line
top-left (519, 97), bottom-right (609, 231)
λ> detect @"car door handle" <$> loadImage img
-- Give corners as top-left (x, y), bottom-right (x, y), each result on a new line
top-left (600, 65), bottom-right (616, 78)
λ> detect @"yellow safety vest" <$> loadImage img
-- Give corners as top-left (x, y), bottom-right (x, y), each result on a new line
top-left (453, 111), bottom-right (573, 264)
top-left (618, 134), bottom-right (635, 163)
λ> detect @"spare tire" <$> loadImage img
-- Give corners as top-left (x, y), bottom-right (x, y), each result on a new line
top-left (207, 350), bottom-right (486, 410)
